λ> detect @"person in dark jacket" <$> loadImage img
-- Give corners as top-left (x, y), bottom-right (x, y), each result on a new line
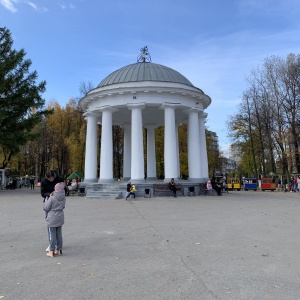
top-left (41, 170), bottom-right (64, 200)
top-left (169, 178), bottom-right (177, 197)
top-left (43, 182), bottom-right (66, 257)
top-left (125, 182), bottom-right (136, 199)
top-left (212, 178), bottom-right (222, 196)
top-left (41, 170), bottom-right (64, 251)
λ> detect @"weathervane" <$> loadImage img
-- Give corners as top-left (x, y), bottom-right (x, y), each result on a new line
top-left (137, 46), bottom-right (151, 63)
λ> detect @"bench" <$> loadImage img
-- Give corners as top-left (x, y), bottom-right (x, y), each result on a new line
top-left (199, 183), bottom-right (217, 196)
top-left (199, 183), bottom-right (208, 196)
top-left (153, 183), bottom-right (184, 197)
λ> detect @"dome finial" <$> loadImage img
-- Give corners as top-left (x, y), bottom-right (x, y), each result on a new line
top-left (137, 46), bottom-right (151, 63)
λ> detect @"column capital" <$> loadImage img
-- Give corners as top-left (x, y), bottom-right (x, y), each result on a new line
top-left (127, 103), bottom-right (146, 110)
top-left (184, 107), bottom-right (203, 115)
top-left (95, 105), bottom-right (118, 113)
top-left (199, 111), bottom-right (208, 118)
top-left (160, 102), bottom-right (180, 109)
top-left (83, 110), bottom-right (98, 117)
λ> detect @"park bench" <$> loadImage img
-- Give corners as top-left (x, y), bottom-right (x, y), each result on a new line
top-left (153, 183), bottom-right (184, 197)
top-left (199, 183), bottom-right (217, 196)
top-left (199, 183), bottom-right (208, 196)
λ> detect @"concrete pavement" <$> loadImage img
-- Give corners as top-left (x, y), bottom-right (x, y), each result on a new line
top-left (1, 188), bottom-right (300, 300)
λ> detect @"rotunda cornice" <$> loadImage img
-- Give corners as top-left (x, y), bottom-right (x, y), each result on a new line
top-left (80, 82), bottom-right (211, 110)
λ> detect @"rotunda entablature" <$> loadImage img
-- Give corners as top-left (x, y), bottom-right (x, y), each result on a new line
top-left (80, 81), bottom-right (211, 111)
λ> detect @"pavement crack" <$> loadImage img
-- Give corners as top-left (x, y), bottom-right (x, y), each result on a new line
top-left (130, 202), bottom-right (219, 299)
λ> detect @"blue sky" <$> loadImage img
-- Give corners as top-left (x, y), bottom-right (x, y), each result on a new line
top-left (1, 0), bottom-right (300, 155)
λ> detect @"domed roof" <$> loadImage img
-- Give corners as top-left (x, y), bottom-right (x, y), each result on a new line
top-left (97, 62), bottom-right (194, 88)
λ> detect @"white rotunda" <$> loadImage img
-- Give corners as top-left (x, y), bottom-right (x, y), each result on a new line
top-left (79, 47), bottom-right (211, 195)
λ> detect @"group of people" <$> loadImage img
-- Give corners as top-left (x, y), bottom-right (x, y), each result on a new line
top-left (66, 178), bottom-right (79, 195)
top-left (38, 171), bottom-right (300, 258)
top-left (206, 177), bottom-right (224, 196)
top-left (7, 177), bottom-right (35, 190)
top-left (125, 178), bottom-right (179, 199)
top-left (280, 176), bottom-right (300, 192)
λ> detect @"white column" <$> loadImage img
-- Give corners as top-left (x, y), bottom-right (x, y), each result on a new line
top-left (128, 104), bottom-right (145, 181)
top-left (83, 111), bottom-right (98, 182)
top-left (99, 107), bottom-right (115, 182)
top-left (199, 111), bottom-right (209, 178)
top-left (188, 108), bottom-right (201, 181)
top-left (176, 123), bottom-right (180, 178)
top-left (162, 103), bottom-right (178, 181)
top-left (146, 124), bottom-right (156, 180)
top-left (123, 123), bottom-right (131, 180)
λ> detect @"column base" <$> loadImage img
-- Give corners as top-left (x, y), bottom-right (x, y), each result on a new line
top-left (83, 178), bottom-right (98, 183)
top-left (122, 177), bottom-right (131, 182)
top-left (98, 178), bottom-right (115, 183)
top-left (130, 178), bottom-right (146, 183)
top-left (145, 177), bottom-right (157, 181)
top-left (188, 177), bottom-right (203, 182)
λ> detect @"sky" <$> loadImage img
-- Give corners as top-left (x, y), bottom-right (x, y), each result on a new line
top-left (1, 0), bottom-right (300, 156)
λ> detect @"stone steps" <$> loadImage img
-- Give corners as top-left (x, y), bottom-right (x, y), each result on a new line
top-left (85, 184), bottom-right (122, 199)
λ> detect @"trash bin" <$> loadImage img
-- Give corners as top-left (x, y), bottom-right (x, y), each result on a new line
top-left (78, 187), bottom-right (85, 196)
top-left (144, 188), bottom-right (151, 198)
top-left (187, 186), bottom-right (195, 196)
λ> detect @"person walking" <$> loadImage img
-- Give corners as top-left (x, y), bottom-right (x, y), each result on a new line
top-left (125, 182), bottom-right (136, 199)
top-left (43, 182), bottom-right (66, 257)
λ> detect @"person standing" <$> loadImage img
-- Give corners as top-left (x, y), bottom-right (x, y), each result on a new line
top-left (43, 182), bottom-right (66, 257)
top-left (294, 176), bottom-right (298, 192)
top-left (277, 178), bottom-right (282, 191)
top-left (41, 170), bottom-right (65, 251)
top-left (283, 177), bottom-right (287, 192)
top-left (289, 177), bottom-right (294, 192)
top-left (30, 177), bottom-right (35, 189)
top-left (41, 170), bottom-right (65, 199)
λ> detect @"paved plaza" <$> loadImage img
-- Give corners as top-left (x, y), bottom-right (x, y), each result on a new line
top-left (1, 188), bottom-right (300, 300)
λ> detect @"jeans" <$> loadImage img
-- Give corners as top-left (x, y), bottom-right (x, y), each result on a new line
top-left (49, 226), bottom-right (63, 251)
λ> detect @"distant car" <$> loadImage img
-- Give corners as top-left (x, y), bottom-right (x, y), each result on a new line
top-left (243, 178), bottom-right (258, 191)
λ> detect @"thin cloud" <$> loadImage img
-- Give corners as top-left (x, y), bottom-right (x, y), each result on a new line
top-left (27, 1), bottom-right (48, 12)
top-left (58, 2), bottom-right (76, 10)
top-left (0, 0), bottom-right (48, 12)
top-left (0, 0), bottom-right (18, 13)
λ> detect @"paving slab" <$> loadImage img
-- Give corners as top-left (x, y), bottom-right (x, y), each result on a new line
top-left (0, 188), bottom-right (300, 300)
